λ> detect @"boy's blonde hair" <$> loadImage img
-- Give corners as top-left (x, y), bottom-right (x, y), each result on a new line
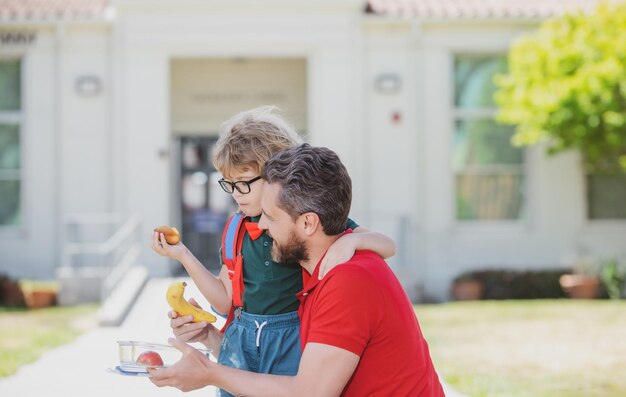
top-left (212, 106), bottom-right (303, 177)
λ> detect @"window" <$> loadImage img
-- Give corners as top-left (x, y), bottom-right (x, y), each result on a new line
top-left (587, 172), bottom-right (626, 220)
top-left (0, 59), bottom-right (21, 228)
top-left (453, 55), bottom-right (525, 221)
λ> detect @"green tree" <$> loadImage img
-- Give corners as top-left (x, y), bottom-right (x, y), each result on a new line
top-left (495, 1), bottom-right (626, 173)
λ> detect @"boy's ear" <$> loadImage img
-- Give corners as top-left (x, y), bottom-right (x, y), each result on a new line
top-left (299, 212), bottom-right (321, 236)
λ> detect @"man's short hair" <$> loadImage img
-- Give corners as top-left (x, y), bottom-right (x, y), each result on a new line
top-left (262, 143), bottom-right (351, 235)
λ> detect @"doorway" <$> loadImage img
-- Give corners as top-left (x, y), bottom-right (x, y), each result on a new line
top-left (174, 136), bottom-right (235, 274)
top-left (170, 57), bottom-right (307, 274)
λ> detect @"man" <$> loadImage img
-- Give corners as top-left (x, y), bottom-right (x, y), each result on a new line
top-left (150, 144), bottom-right (444, 396)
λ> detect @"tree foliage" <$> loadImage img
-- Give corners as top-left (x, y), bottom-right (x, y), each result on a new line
top-left (495, 1), bottom-right (626, 173)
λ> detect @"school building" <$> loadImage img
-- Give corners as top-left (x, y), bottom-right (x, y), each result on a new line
top-left (1, 0), bottom-right (624, 303)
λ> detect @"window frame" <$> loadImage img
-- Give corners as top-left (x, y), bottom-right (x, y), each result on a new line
top-left (0, 56), bottom-right (25, 235)
top-left (584, 171), bottom-right (626, 227)
top-left (451, 52), bottom-right (529, 227)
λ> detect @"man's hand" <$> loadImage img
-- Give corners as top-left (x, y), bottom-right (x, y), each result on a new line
top-left (148, 338), bottom-right (215, 392)
top-left (149, 340), bottom-right (360, 397)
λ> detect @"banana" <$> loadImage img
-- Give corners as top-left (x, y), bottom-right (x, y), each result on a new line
top-left (166, 281), bottom-right (217, 323)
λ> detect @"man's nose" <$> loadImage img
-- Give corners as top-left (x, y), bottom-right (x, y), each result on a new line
top-left (258, 215), bottom-right (268, 230)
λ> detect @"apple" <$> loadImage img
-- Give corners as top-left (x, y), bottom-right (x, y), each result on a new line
top-left (136, 350), bottom-right (164, 366)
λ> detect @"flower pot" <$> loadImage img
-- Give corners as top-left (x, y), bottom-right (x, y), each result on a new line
top-left (559, 274), bottom-right (600, 299)
top-left (451, 279), bottom-right (484, 301)
top-left (25, 290), bottom-right (57, 309)
top-left (0, 280), bottom-right (25, 306)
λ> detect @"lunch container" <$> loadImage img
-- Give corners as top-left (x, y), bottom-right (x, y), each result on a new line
top-left (117, 340), bottom-right (211, 373)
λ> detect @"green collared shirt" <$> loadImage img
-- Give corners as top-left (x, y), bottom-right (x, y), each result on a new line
top-left (235, 216), bottom-right (358, 315)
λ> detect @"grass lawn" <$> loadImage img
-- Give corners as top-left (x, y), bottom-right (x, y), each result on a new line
top-left (0, 305), bottom-right (98, 377)
top-left (416, 300), bottom-right (626, 397)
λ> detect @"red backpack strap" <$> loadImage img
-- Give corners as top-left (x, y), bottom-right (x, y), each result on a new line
top-left (219, 213), bottom-right (247, 333)
top-left (221, 306), bottom-right (235, 334)
top-left (230, 227), bottom-right (246, 308)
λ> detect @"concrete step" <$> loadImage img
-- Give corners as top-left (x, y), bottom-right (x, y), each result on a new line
top-left (56, 266), bottom-right (109, 306)
top-left (98, 265), bottom-right (149, 326)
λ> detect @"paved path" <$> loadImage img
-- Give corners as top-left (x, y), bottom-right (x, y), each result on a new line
top-left (0, 278), bottom-right (219, 397)
top-left (0, 277), bottom-right (466, 396)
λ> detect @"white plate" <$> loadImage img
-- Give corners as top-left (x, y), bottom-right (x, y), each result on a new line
top-left (119, 362), bottom-right (163, 373)
top-left (107, 366), bottom-right (152, 377)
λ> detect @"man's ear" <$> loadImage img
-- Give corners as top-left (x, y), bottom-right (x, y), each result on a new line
top-left (300, 212), bottom-right (321, 236)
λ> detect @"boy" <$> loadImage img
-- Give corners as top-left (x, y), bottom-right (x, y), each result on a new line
top-left (152, 107), bottom-right (396, 397)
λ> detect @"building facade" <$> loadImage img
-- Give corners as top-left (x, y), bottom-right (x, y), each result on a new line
top-left (1, 0), bottom-right (624, 300)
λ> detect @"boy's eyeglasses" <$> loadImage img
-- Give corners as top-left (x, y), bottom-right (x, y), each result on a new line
top-left (218, 176), bottom-right (262, 194)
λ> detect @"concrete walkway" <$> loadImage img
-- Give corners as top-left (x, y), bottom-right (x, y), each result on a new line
top-left (0, 277), bottom-right (466, 396)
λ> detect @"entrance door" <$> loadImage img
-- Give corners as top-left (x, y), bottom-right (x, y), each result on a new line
top-left (176, 136), bottom-right (236, 275)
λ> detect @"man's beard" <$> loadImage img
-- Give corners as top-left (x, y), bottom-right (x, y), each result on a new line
top-left (271, 233), bottom-right (309, 265)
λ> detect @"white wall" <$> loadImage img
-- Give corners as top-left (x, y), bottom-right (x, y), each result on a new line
top-left (58, 25), bottom-right (112, 218)
top-left (360, 21), bottom-right (425, 299)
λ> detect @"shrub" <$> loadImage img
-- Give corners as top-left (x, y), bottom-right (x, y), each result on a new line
top-left (0, 274), bottom-right (26, 307)
top-left (495, 2), bottom-right (626, 173)
top-left (454, 269), bottom-right (572, 299)
top-left (599, 259), bottom-right (626, 300)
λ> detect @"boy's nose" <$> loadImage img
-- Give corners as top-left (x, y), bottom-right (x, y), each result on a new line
top-left (232, 189), bottom-right (243, 198)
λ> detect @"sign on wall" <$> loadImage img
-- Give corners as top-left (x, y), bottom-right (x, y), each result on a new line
top-left (0, 31), bottom-right (36, 46)
top-left (170, 58), bottom-right (307, 134)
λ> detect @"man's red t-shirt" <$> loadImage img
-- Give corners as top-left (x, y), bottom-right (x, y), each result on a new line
top-left (297, 250), bottom-right (444, 397)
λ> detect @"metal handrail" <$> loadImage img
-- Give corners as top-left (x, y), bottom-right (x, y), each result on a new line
top-left (61, 213), bottom-right (143, 302)
top-left (100, 243), bottom-right (142, 301)
top-left (62, 214), bottom-right (141, 267)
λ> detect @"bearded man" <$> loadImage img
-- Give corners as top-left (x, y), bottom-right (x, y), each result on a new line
top-left (150, 144), bottom-right (444, 397)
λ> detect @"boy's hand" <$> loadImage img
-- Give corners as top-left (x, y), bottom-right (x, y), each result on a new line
top-left (319, 233), bottom-right (357, 279)
top-left (169, 298), bottom-right (222, 356)
top-left (151, 231), bottom-right (188, 261)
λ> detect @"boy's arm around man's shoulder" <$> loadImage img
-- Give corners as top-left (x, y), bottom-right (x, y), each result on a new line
top-left (351, 226), bottom-right (397, 259)
top-left (318, 226), bottom-right (396, 278)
